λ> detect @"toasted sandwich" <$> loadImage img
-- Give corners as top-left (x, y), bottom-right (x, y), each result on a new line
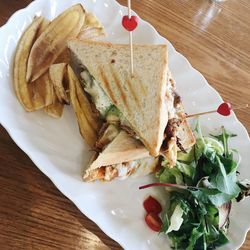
top-left (83, 128), bottom-right (159, 182)
top-left (67, 66), bottom-right (159, 181)
top-left (68, 40), bottom-right (195, 168)
top-left (68, 40), bottom-right (170, 157)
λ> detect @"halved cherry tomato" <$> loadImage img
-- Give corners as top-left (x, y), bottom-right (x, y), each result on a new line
top-left (143, 196), bottom-right (162, 214)
top-left (145, 213), bottom-right (162, 232)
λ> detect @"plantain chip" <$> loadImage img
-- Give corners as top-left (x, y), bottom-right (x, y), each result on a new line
top-left (44, 64), bottom-right (64, 118)
top-left (77, 12), bottom-right (105, 40)
top-left (13, 16), bottom-right (53, 112)
top-left (55, 12), bottom-right (105, 64)
top-left (37, 18), bottom-right (50, 38)
top-left (67, 65), bottom-right (102, 148)
top-left (54, 49), bottom-right (70, 64)
top-left (49, 63), bottom-right (69, 104)
top-left (32, 72), bottom-right (54, 108)
top-left (44, 95), bottom-right (64, 118)
top-left (26, 4), bottom-right (86, 82)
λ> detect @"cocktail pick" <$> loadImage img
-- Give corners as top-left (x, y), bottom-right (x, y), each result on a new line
top-left (186, 102), bottom-right (248, 118)
top-left (122, 0), bottom-right (138, 76)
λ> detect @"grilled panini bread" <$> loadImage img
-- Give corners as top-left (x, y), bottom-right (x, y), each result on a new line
top-left (176, 116), bottom-right (196, 149)
top-left (68, 40), bottom-right (195, 169)
top-left (68, 40), bottom-right (169, 157)
top-left (83, 130), bottom-right (159, 182)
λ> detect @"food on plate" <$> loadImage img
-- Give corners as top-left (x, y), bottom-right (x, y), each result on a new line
top-left (12, 3), bottom-right (250, 249)
top-left (13, 16), bottom-right (53, 112)
top-left (68, 40), bottom-right (195, 165)
top-left (26, 4), bottom-right (86, 82)
top-left (44, 63), bottom-right (69, 118)
top-left (143, 195), bottom-right (162, 214)
top-left (141, 124), bottom-right (250, 249)
top-left (68, 40), bottom-right (172, 157)
top-left (44, 97), bottom-right (64, 118)
top-left (77, 12), bottom-right (105, 40)
top-left (54, 12), bottom-right (105, 64)
top-left (49, 63), bottom-right (69, 104)
top-left (83, 129), bottom-right (159, 181)
top-left (68, 65), bottom-right (102, 147)
top-left (13, 4), bottom-right (104, 116)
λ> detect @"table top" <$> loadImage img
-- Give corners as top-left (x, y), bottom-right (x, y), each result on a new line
top-left (0, 0), bottom-right (249, 249)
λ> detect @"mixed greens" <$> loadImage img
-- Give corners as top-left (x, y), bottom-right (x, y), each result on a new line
top-left (155, 122), bottom-right (249, 250)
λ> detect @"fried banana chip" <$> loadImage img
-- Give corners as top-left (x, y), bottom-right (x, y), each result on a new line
top-left (55, 12), bottom-right (105, 64)
top-left (54, 49), bottom-right (70, 64)
top-left (77, 12), bottom-right (105, 40)
top-left (27, 4), bottom-right (86, 82)
top-left (32, 72), bottom-right (54, 108)
top-left (37, 18), bottom-right (50, 37)
top-left (13, 16), bottom-right (53, 112)
top-left (49, 63), bottom-right (69, 104)
top-left (67, 65), bottom-right (101, 147)
top-left (44, 96), bottom-right (64, 118)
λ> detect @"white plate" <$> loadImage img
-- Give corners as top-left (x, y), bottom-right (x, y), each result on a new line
top-left (0, 0), bottom-right (249, 249)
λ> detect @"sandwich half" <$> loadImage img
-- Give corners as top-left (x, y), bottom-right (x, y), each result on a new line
top-left (68, 65), bottom-right (159, 181)
top-left (68, 40), bottom-right (169, 157)
top-left (83, 127), bottom-right (159, 182)
top-left (68, 40), bottom-right (195, 170)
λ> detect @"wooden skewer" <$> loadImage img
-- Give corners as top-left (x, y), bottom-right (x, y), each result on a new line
top-left (187, 110), bottom-right (218, 118)
top-left (128, 0), bottom-right (134, 76)
top-left (186, 104), bottom-right (249, 118)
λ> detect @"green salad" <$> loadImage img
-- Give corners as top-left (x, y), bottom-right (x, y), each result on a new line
top-left (142, 122), bottom-right (250, 250)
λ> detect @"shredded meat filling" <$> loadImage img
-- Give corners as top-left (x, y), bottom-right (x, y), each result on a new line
top-left (161, 118), bottom-right (181, 151)
top-left (173, 92), bottom-right (182, 108)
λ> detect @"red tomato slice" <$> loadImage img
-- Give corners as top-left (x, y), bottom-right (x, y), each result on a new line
top-left (143, 196), bottom-right (162, 214)
top-left (145, 213), bottom-right (162, 232)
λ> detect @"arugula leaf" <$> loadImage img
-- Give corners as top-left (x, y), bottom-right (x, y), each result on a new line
top-left (186, 223), bottom-right (204, 250)
top-left (208, 192), bottom-right (235, 207)
top-left (220, 156), bottom-right (237, 174)
top-left (177, 147), bottom-right (195, 163)
top-left (157, 166), bottom-right (184, 185)
top-left (189, 188), bottom-right (220, 205)
top-left (209, 231), bottom-right (229, 249)
top-left (210, 126), bottom-right (236, 157)
top-left (161, 212), bottom-right (170, 234)
top-left (209, 155), bottom-right (240, 198)
top-left (176, 161), bottom-right (195, 179)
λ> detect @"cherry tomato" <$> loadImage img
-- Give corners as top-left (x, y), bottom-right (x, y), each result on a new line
top-left (143, 196), bottom-right (162, 214)
top-left (145, 213), bottom-right (162, 232)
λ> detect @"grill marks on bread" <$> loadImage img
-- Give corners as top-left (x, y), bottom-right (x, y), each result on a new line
top-left (98, 66), bottom-right (115, 103)
top-left (110, 65), bottom-right (131, 112)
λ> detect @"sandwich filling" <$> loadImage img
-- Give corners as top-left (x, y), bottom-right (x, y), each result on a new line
top-left (83, 123), bottom-right (159, 182)
top-left (160, 71), bottom-right (195, 167)
top-left (78, 66), bottom-right (137, 134)
top-left (84, 156), bottom-right (159, 182)
top-left (80, 69), bottom-right (130, 125)
top-left (80, 70), bottom-right (112, 117)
